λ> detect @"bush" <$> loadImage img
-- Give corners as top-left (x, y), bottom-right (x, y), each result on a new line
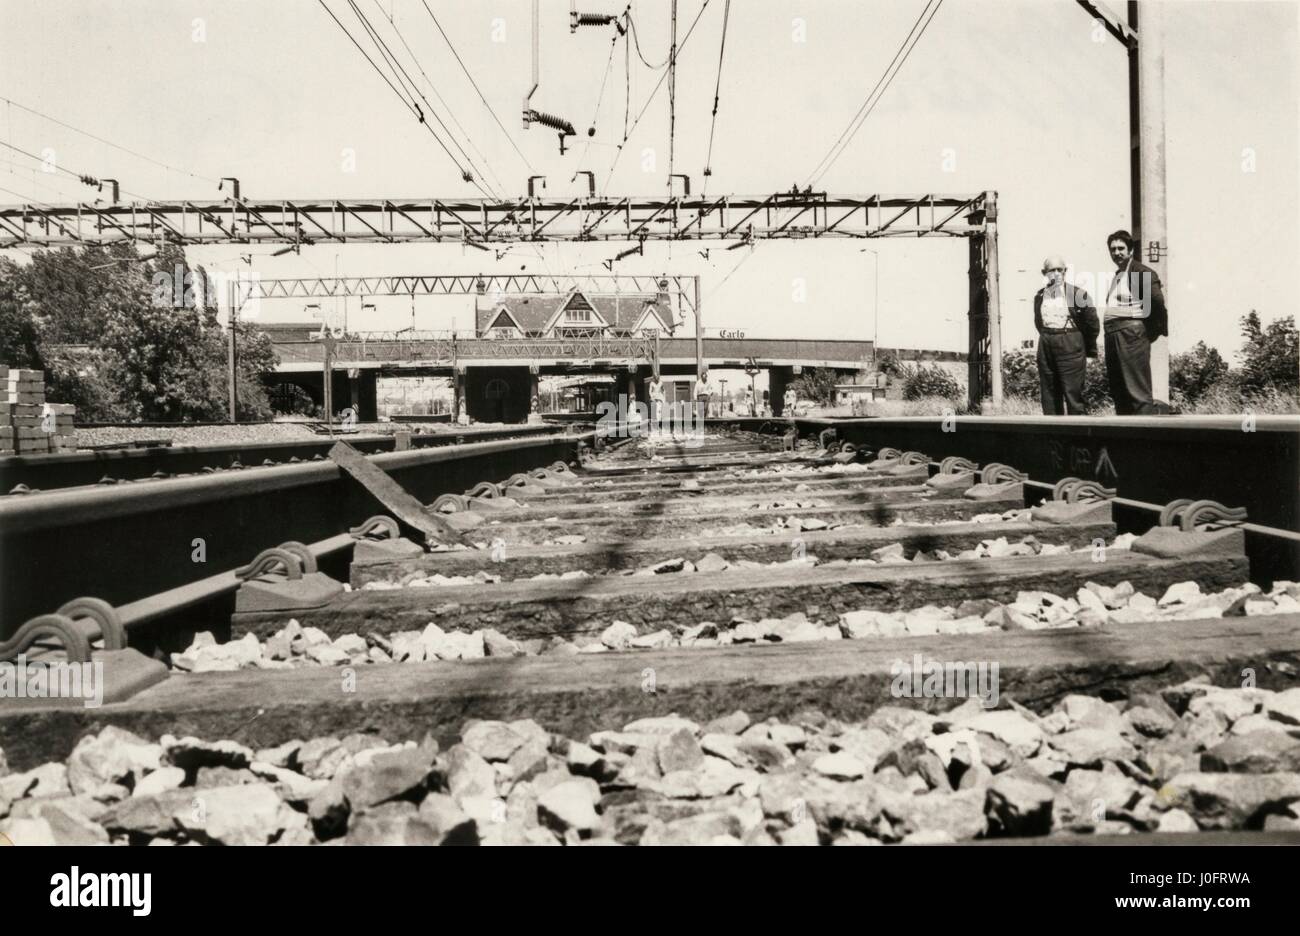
top-left (998, 349), bottom-right (1110, 412)
top-left (1170, 341), bottom-right (1230, 406)
top-left (1001, 350), bottom-right (1040, 400)
top-left (902, 364), bottom-right (961, 402)
top-left (788, 367), bottom-right (839, 406)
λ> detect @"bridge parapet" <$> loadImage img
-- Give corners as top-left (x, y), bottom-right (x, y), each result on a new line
top-left (269, 335), bottom-right (877, 370)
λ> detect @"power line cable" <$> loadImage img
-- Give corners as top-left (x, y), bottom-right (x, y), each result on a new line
top-left (370, 0), bottom-right (507, 195)
top-left (422, 0), bottom-right (536, 176)
top-left (603, 0), bottom-right (712, 194)
top-left (701, 0), bottom-right (731, 196)
top-left (627, 13), bottom-right (669, 68)
top-left (0, 96), bottom-right (220, 185)
top-left (351, 0), bottom-right (498, 196)
top-left (348, 0), bottom-right (427, 112)
top-left (806, 0), bottom-right (945, 188)
top-left (318, 0), bottom-right (490, 195)
top-left (0, 140), bottom-right (151, 199)
top-left (668, 0), bottom-right (678, 187)
top-left (318, 0), bottom-right (425, 122)
top-left (576, 34), bottom-right (621, 176)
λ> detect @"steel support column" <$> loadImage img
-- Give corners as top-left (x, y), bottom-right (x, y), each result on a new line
top-left (984, 191), bottom-right (1003, 407)
top-left (227, 280), bottom-right (238, 422)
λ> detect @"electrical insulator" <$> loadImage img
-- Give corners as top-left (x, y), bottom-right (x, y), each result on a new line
top-left (461, 171), bottom-right (474, 182)
top-left (571, 12), bottom-right (617, 31)
top-left (526, 109), bottom-right (576, 136)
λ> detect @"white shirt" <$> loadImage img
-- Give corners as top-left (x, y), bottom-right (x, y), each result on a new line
top-left (1040, 290), bottom-right (1071, 329)
top-left (1105, 260), bottom-right (1145, 320)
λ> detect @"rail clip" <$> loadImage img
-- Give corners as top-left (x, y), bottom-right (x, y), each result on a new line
top-left (964, 462), bottom-right (1028, 502)
top-left (1133, 499), bottom-right (1249, 560)
top-left (234, 544), bottom-right (344, 615)
top-left (1032, 476), bottom-right (1116, 524)
top-left (927, 456), bottom-right (979, 492)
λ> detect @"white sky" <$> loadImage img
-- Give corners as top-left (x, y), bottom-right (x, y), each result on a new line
top-left (0, 0), bottom-right (1295, 358)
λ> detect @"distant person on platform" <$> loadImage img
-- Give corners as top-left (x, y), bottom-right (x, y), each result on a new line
top-left (783, 387), bottom-right (798, 416)
top-left (647, 373), bottom-right (665, 411)
top-left (694, 370), bottom-right (712, 418)
top-left (743, 385), bottom-right (755, 416)
top-left (1103, 229), bottom-right (1168, 415)
top-left (1033, 255), bottom-right (1099, 415)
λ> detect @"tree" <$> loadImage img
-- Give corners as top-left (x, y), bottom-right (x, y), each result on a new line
top-left (876, 349), bottom-right (905, 378)
top-left (1238, 311), bottom-right (1298, 396)
top-left (2, 243), bottom-right (276, 420)
top-left (0, 257), bottom-right (42, 368)
top-left (789, 367), bottom-right (839, 405)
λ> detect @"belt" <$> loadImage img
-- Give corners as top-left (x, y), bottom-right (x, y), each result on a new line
top-left (1039, 327), bottom-right (1078, 335)
top-left (1104, 317), bottom-right (1146, 333)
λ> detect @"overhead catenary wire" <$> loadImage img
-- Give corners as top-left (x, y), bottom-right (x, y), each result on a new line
top-left (667, 0), bottom-right (678, 188)
top-left (369, 0), bottom-right (507, 196)
top-left (0, 158), bottom-right (92, 201)
top-left (0, 140), bottom-right (151, 200)
top-left (0, 96), bottom-right (221, 185)
top-left (700, 0), bottom-right (731, 196)
top-left (627, 11), bottom-right (669, 68)
top-left (805, 0), bottom-right (945, 189)
top-left (350, 0), bottom-right (499, 196)
top-left (602, 0), bottom-right (713, 195)
top-left (348, 0), bottom-right (431, 113)
top-left (575, 33), bottom-right (622, 177)
top-left (317, 0), bottom-right (491, 197)
top-left (422, 0), bottom-right (536, 177)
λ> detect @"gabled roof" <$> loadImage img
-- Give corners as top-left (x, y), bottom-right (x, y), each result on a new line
top-left (541, 290), bottom-right (611, 332)
top-left (475, 295), bottom-right (566, 334)
top-left (475, 290), bottom-right (675, 335)
top-left (484, 307), bottom-right (522, 331)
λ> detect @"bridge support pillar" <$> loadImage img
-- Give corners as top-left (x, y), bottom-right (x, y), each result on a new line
top-left (465, 366), bottom-right (531, 424)
top-left (769, 366), bottom-right (794, 416)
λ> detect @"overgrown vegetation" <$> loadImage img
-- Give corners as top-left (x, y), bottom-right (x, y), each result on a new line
top-left (997, 313), bottom-right (1297, 414)
top-left (788, 367), bottom-right (840, 405)
top-left (0, 244), bottom-right (275, 420)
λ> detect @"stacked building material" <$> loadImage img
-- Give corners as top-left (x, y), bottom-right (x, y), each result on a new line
top-left (44, 402), bottom-right (77, 452)
top-left (0, 366), bottom-right (8, 455)
top-left (1, 367), bottom-right (76, 456)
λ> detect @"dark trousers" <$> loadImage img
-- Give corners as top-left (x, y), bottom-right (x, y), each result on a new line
top-left (1104, 318), bottom-right (1154, 415)
top-left (1037, 330), bottom-right (1087, 415)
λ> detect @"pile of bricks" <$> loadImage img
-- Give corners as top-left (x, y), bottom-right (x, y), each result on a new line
top-left (0, 366), bottom-right (76, 456)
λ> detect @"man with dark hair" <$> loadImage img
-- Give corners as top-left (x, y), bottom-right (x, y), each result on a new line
top-left (1033, 255), bottom-right (1099, 415)
top-left (1103, 229), bottom-right (1168, 414)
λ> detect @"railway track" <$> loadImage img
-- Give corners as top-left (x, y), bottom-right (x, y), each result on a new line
top-left (2, 425), bottom-right (1299, 846)
top-left (0, 421), bottom-right (573, 495)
